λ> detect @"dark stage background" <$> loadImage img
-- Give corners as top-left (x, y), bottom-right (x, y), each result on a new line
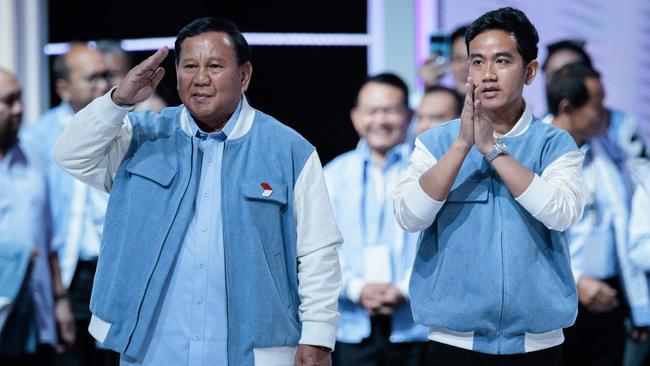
top-left (48, 0), bottom-right (368, 164)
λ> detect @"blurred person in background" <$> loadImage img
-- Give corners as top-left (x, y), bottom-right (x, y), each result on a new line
top-left (547, 62), bottom-right (650, 366)
top-left (0, 68), bottom-right (74, 366)
top-left (542, 39), bottom-right (647, 160)
top-left (20, 44), bottom-right (119, 366)
top-left (414, 85), bottom-right (462, 136)
top-left (325, 73), bottom-right (428, 366)
top-left (97, 40), bottom-right (167, 113)
top-left (418, 25), bottom-right (469, 96)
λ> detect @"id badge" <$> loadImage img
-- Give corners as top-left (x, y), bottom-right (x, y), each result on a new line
top-left (363, 244), bottom-right (392, 283)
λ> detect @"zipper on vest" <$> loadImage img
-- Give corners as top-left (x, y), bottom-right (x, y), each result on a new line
top-left (222, 141), bottom-right (232, 365)
top-left (496, 179), bottom-right (505, 354)
top-left (125, 138), bottom-right (196, 353)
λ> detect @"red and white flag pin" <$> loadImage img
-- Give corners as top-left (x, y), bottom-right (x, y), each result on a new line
top-left (261, 182), bottom-right (273, 197)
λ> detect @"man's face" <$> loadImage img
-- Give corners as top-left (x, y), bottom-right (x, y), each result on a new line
top-left (468, 30), bottom-right (536, 114)
top-left (351, 82), bottom-right (410, 155)
top-left (544, 50), bottom-right (584, 86)
top-left (0, 71), bottom-right (23, 149)
top-left (416, 91), bottom-right (459, 136)
top-left (571, 77), bottom-right (607, 142)
top-left (176, 32), bottom-right (252, 131)
top-left (450, 37), bottom-right (469, 94)
top-left (102, 52), bottom-right (129, 87)
top-left (58, 46), bottom-right (112, 113)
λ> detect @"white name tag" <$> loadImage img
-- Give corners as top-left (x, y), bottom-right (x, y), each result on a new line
top-left (363, 244), bottom-right (392, 283)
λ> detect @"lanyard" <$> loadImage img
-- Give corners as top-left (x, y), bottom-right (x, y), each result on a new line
top-left (360, 160), bottom-right (387, 246)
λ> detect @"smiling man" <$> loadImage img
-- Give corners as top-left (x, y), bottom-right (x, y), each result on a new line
top-left (53, 17), bottom-right (342, 366)
top-left (394, 8), bottom-right (586, 365)
top-left (324, 73), bottom-right (428, 366)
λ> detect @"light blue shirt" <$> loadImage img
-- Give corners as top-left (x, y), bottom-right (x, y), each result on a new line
top-left (568, 136), bottom-right (633, 279)
top-left (20, 103), bottom-right (108, 287)
top-left (324, 141), bottom-right (427, 343)
top-left (0, 140), bottom-right (56, 348)
top-left (122, 100), bottom-right (241, 366)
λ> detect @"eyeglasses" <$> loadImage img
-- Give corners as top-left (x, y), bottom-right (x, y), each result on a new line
top-left (0, 91), bottom-right (22, 107)
top-left (80, 71), bottom-right (114, 88)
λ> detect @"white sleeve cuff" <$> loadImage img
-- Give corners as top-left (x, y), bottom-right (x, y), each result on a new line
top-left (299, 321), bottom-right (337, 350)
top-left (101, 87), bottom-right (134, 127)
top-left (515, 174), bottom-right (554, 217)
top-left (346, 277), bottom-right (367, 304)
top-left (402, 180), bottom-right (445, 223)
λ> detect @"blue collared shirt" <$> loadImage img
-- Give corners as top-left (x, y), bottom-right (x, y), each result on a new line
top-left (324, 141), bottom-right (428, 343)
top-left (123, 99), bottom-right (241, 365)
top-left (0, 140), bottom-right (56, 348)
top-left (568, 136), bottom-right (633, 279)
top-left (20, 103), bottom-right (108, 287)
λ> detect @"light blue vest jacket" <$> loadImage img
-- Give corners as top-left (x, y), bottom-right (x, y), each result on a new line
top-left (410, 118), bottom-right (579, 354)
top-left (90, 106), bottom-right (315, 365)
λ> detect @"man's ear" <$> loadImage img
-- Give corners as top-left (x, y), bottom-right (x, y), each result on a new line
top-left (524, 59), bottom-right (538, 86)
top-left (350, 107), bottom-right (364, 137)
top-left (239, 61), bottom-right (253, 93)
top-left (558, 99), bottom-right (573, 116)
top-left (55, 78), bottom-right (71, 102)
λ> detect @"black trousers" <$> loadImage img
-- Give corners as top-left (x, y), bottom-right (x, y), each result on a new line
top-left (426, 341), bottom-right (563, 366)
top-left (0, 344), bottom-right (56, 366)
top-left (56, 260), bottom-right (120, 366)
top-left (333, 316), bottom-right (428, 366)
top-left (563, 276), bottom-right (626, 366)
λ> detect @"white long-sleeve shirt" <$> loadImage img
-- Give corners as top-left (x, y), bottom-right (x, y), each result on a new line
top-left (394, 108), bottom-right (585, 236)
top-left (54, 90), bottom-right (342, 360)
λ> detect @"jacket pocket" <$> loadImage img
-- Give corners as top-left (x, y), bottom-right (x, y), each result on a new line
top-left (242, 181), bottom-right (288, 206)
top-left (125, 145), bottom-right (178, 187)
top-left (446, 178), bottom-right (489, 203)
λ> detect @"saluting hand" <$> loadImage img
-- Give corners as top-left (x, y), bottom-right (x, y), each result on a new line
top-left (112, 47), bottom-right (169, 106)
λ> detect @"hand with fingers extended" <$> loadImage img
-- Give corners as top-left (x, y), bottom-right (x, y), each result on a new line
top-left (457, 77), bottom-right (476, 151)
top-left (112, 47), bottom-right (169, 106)
top-left (472, 85), bottom-right (495, 155)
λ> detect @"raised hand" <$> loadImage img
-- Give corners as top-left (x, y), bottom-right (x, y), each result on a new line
top-left (112, 47), bottom-right (169, 106)
top-left (473, 87), bottom-right (495, 155)
top-left (458, 77), bottom-right (476, 150)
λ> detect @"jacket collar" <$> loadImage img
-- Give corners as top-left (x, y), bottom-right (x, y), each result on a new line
top-left (179, 95), bottom-right (256, 140)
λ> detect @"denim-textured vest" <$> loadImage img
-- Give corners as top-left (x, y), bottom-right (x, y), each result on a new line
top-left (411, 118), bottom-right (579, 354)
top-left (90, 106), bottom-right (314, 365)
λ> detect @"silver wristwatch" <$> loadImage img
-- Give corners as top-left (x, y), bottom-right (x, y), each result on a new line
top-left (486, 138), bottom-right (509, 163)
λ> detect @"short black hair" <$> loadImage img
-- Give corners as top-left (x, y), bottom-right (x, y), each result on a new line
top-left (423, 85), bottom-right (463, 116)
top-left (354, 73), bottom-right (409, 107)
top-left (175, 17), bottom-right (251, 65)
top-left (542, 39), bottom-right (593, 72)
top-left (546, 62), bottom-right (601, 116)
top-left (96, 39), bottom-right (133, 69)
top-left (450, 25), bottom-right (467, 45)
top-left (465, 7), bottom-right (539, 65)
top-left (52, 41), bottom-right (86, 80)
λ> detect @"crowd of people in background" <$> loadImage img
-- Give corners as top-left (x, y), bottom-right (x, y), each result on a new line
top-left (1, 6), bottom-right (650, 366)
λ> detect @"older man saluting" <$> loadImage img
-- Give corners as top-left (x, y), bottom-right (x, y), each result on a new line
top-left (54, 17), bottom-right (342, 366)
